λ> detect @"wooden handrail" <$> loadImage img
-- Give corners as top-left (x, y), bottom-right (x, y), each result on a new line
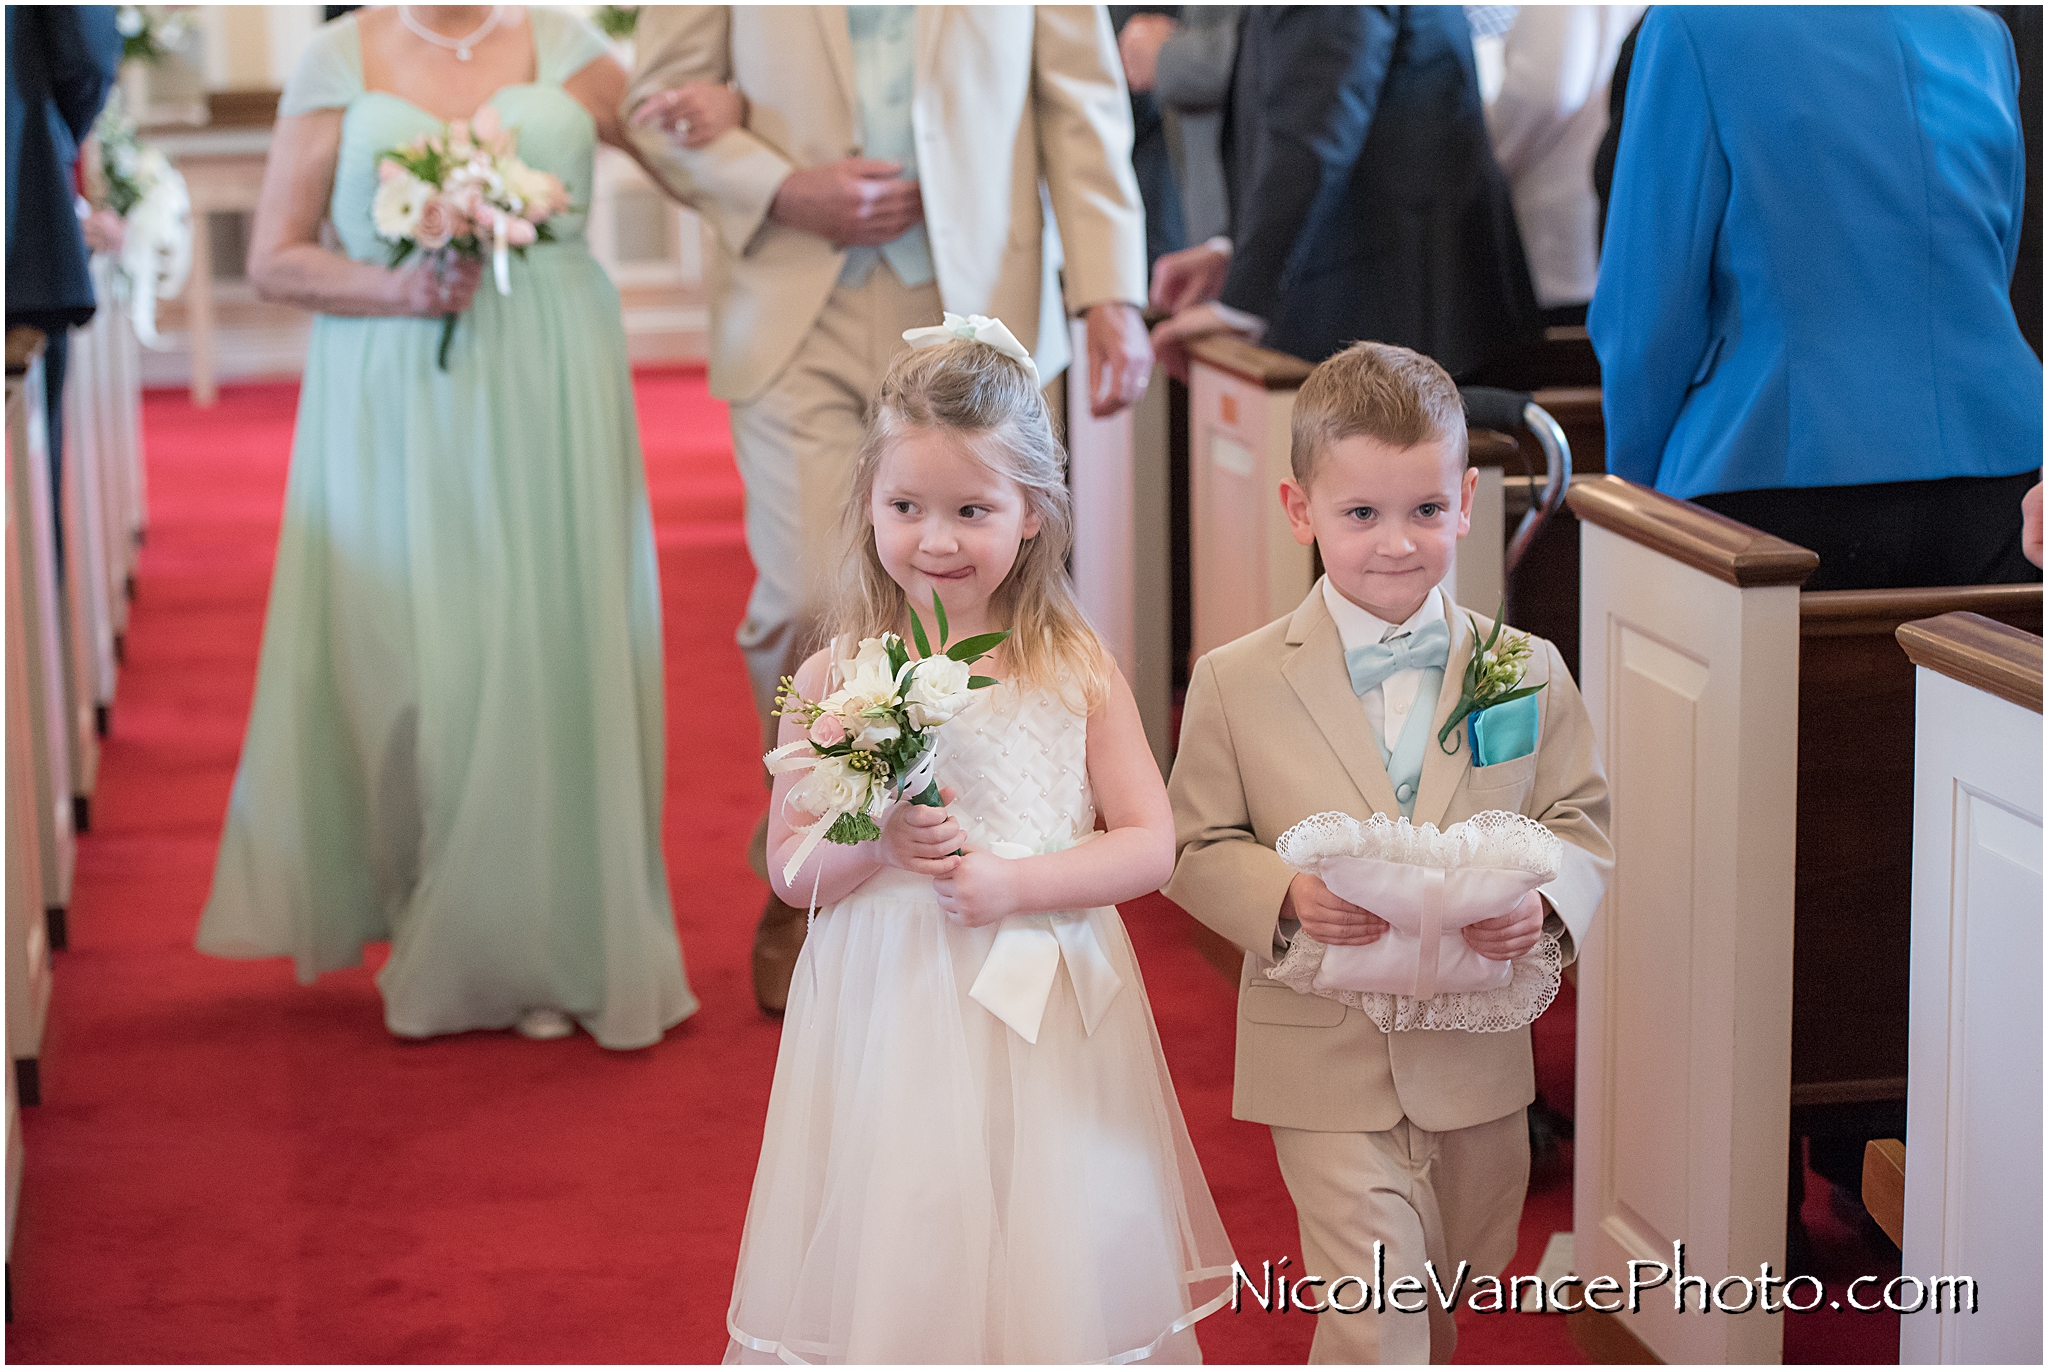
top-left (6, 326), bottom-right (47, 376)
top-left (1803, 585), bottom-right (2041, 636)
top-left (1897, 610), bottom-right (2044, 714)
top-left (1187, 335), bottom-right (1314, 390)
top-left (1564, 473), bottom-right (1819, 588)
top-left (1467, 429), bottom-right (1521, 468)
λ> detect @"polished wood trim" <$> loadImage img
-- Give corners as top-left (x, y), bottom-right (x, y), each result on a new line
top-left (5, 326), bottom-right (47, 375)
top-left (1467, 428), bottom-right (1522, 468)
top-left (205, 89), bottom-right (282, 127)
top-left (1897, 611), bottom-right (2045, 714)
top-left (1187, 334), bottom-right (1314, 389)
top-left (1567, 1311), bottom-right (1661, 1364)
top-left (1530, 384), bottom-right (1602, 420)
top-left (1544, 324), bottom-right (1591, 346)
top-left (1565, 474), bottom-right (1819, 588)
top-left (1802, 585), bottom-right (2041, 637)
top-left (1862, 1139), bottom-right (1906, 1250)
top-left (1790, 1077), bottom-right (1907, 1108)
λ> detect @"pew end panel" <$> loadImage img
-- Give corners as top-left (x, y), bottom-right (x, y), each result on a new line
top-left (1066, 320), bottom-right (1174, 773)
top-left (1187, 337), bottom-right (1313, 662)
top-left (5, 409), bottom-right (55, 1099)
top-left (1569, 475), bottom-right (1816, 1365)
top-left (1895, 612), bottom-right (2042, 1366)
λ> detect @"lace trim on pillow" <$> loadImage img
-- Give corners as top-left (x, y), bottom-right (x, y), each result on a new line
top-left (1266, 927), bottom-right (1564, 1033)
top-left (1275, 809), bottom-right (1562, 879)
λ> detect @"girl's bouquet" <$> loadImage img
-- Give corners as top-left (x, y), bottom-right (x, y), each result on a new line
top-left (767, 596), bottom-right (1007, 886)
top-left (372, 107), bottom-right (573, 368)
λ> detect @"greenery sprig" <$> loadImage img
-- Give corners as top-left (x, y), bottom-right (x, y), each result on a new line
top-left (1437, 602), bottom-right (1543, 754)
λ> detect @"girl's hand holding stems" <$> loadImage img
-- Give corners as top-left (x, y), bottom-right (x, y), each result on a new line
top-left (768, 646), bottom-right (1176, 929)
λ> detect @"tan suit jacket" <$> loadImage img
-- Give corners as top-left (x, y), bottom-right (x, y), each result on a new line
top-left (1165, 584), bottom-right (1613, 1135)
top-left (623, 6), bottom-right (1148, 402)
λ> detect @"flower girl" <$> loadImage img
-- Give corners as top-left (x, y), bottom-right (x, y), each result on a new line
top-left (724, 318), bottom-right (1237, 1364)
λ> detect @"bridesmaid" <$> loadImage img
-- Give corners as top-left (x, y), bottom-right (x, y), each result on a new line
top-left (197, 5), bottom-right (697, 1049)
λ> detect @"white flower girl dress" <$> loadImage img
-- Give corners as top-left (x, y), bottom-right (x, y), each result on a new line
top-left (726, 684), bottom-right (1237, 1364)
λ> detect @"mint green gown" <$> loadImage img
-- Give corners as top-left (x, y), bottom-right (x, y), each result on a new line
top-left (197, 10), bottom-right (697, 1050)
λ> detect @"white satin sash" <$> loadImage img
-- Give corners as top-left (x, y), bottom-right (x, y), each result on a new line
top-left (966, 832), bottom-right (1123, 1044)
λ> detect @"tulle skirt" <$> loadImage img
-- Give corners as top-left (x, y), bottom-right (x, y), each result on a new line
top-left (725, 868), bottom-right (1237, 1364)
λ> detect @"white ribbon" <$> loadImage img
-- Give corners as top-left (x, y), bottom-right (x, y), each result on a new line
top-left (966, 833), bottom-right (1124, 1043)
top-left (901, 311), bottom-right (1039, 383)
top-left (491, 210), bottom-right (511, 296)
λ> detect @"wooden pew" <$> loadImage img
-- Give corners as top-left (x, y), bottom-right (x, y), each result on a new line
top-left (61, 308), bottom-right (122, 734)
top-left (5, 370), bottom-right (56, 1108)
top-left (1893, 612), bottom-right (2041, 1365)
top-left (1066, 321), bottom-right (1174, 772)
top-left (5, 331), bottom-right (80, 948)
top-left (1566, 473), bottom-right (2044, 1362)
top-left (1181, 337), bottom-right (1557, 668)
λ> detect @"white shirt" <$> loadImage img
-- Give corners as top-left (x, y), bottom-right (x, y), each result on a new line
top-left (1321, 579), bottom-right (1447, 751)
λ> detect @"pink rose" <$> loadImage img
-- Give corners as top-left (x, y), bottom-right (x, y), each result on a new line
top-left (808, 714), bottom-right (848, 747)
top-left (377, 158), bottom-right (406, 184)
top-left (504, 216), bottom-right (537, 247)
top-left (413, 197), bottom-right (458, 250)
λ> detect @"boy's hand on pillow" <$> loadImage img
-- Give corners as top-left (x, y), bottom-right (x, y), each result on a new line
top-left (1285, 872), bottom-right (1389, 946)
top-left (879, 787), bottom-right (962, 877)
top-left (933, 851), bottom-right (1020, 928)
top-left (1463, 890), bottom-right (1546, 961)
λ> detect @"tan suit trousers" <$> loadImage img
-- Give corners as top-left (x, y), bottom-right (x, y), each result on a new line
top-left (1271, 1111), bottom-right (1529, 1364)
top-left (728, 266), bottom-right (944, 749)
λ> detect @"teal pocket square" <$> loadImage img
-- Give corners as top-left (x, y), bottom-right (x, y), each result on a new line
top-left (1468, 693), bottom-right (1539, 767)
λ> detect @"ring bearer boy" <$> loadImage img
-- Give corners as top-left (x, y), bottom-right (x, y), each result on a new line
top-left (1165, 341), bottom-right (1613, 1363)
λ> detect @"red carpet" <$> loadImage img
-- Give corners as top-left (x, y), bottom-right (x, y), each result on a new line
top-left (1, 369), bottom-right (1878, 1364)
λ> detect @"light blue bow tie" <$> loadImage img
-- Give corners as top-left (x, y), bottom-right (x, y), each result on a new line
top-left (1345, 619), bottom-right (1451, 695)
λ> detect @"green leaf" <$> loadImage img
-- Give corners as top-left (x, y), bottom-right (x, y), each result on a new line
top-left (886, 636), bottom-right (909, 678)
top-left (967, 676), bottom-right (998, 690)
top-left (932, 591), bottom-right (950, 648)
top-left (824, 810), bottom-right (883, 845)
top-left (1478, 683), bottom-right (1545, 708)
top-left (1437, 702), bottom-right (1476, 751)
top-left (907, 601), bottom-right (932, 658)
top-left (945, 630), bottom-right (1010, 662)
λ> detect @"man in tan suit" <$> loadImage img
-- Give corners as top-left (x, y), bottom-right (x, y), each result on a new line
top-left (1166, 343), bottom-right (1611, 1362)
top-left (623, 6), bottom-right (1151, 1012)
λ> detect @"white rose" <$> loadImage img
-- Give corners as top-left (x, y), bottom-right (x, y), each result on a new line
top-left (371, 171), bottom-right (433, 241)
top-left (840, 637), bottom-right (902, 706)
top-left (850, 718), bottom-right (901, 752)
top-left (903, 654), bottom-right (974, 728)
top-left (788, 756), bottom-right (869, 818)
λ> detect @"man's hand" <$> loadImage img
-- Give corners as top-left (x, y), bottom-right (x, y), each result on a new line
top-left (1283, 872), bottom-right (1389, 947)
top-left (1083, 301), bottom-right (1153, 417)
top-left (1149, 301), bottom-right (1265, 382)
top-left (1118, 13), bottom-right (1179, 94)
top-left (2022, 480), bottom-right (2042, 569)
top-left (1463, 890), bottom-right (1546, 962)
top-left (767, 159), bottom-right (924, 248)
top-left (1149, 238), bottom-right (1231, 315)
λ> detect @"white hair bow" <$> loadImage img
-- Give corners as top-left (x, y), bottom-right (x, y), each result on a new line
top-left (901, 312), bottom-right (1039, 383)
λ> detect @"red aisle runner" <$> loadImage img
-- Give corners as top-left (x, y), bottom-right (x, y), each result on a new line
top-left (5, 370), bottom-right (1598, 1363)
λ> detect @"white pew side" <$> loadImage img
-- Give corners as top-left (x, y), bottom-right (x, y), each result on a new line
top-left (1895, 613), bottom-right (2043, 1366)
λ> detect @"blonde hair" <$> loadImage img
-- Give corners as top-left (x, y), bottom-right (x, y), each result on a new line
top-left (826, 338), bottom-right (1111, 713)
top-left (1290, 340), bottom-right (1468, 485)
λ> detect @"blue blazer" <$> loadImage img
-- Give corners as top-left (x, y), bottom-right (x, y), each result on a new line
top-left (5, 5), bottom-right (122, 324)
top-left (1588, 7), bottom-right (2043, 498)
top-left (1217, 6), bottom-right (1539, 376)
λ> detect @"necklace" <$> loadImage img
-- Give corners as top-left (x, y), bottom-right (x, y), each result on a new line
top-left (397, 5), bottom-right (507, 62)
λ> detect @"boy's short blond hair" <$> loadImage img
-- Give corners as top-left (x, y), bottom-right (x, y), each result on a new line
top-left (1289, 341), bottom-right (1468, 485)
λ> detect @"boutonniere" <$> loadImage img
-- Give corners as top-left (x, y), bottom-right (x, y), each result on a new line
top-left (1437, 604), bottom-right (1544, 754)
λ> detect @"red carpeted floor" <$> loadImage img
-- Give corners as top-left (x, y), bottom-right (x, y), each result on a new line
top-left (3, 369), bottom-right (1887, 1365)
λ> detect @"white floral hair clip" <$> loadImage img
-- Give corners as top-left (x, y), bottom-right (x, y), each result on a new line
top-left (901, 312), bottom-right (1039, 383)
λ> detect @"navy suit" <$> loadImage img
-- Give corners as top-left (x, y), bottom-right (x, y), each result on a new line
top-left (1216, 6), bottom-right (1539, 377)
top-left (7, 4), bottom-right (122, 561)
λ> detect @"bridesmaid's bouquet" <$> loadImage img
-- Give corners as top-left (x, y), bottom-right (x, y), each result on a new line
top-left (766, 595), bottom-right (1007, 884)
top-left (372, 107), bottom-right (573, 368)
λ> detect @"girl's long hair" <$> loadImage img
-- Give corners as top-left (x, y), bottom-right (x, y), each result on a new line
top-left (826, 338), bottom-right (1111, 714)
